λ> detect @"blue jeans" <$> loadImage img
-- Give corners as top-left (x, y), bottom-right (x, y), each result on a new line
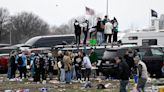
top-left (65, 71), bottom-right (71, 83)
top-left (31, 64), bottom-right (35, 78)
top-left (60, 68), bottom-right (65, 82)
top-left (70, 65), bottom-right (76, 80)
top-left (120, 80), bottom-right (129, 92)
top-left (7, 67), bottom-right (11, 79)
top-left (97, 32), bottom-right (103, 45)
top-left (83, 31), bottom-right (88, 44)
top-left (137, 78), bottom-right (147, 92)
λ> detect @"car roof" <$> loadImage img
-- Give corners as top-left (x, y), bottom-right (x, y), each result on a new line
top-left (0, 54), bottom-right (9, 56)
top-left (25, 34), bottom-right (75, 45)
top-left (150, 45), bottom-right (164, 48)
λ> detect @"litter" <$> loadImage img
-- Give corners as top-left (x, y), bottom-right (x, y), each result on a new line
top-left (49, 80), bottom-right (59, 84)
top-left (104, 83), bottom-right (112, 88)
top-left (97, 84), bottom-right (106, 89)
top-left (83, 81), bottom-right (92, 88)
top-left (96, 83), bottom-right (112, 89)
top-left (38, 87), bottom-right (48, 92)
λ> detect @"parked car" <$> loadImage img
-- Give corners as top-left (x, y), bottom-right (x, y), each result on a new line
top-left (0, 54), bottom-right (9, 73)
top-left (100, 46), bottom-right (164, 78)
top-left (0, 44), bottom-right (31, 73)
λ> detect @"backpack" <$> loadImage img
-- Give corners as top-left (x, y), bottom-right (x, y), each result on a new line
top-left (17, 56), bottom-right (23, 65)
top-left (34, 56), bottom-right (40, 68)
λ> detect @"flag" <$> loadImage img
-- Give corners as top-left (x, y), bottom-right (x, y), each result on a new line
top-left (85, 6), bottom-right (95, 15)
top-left (151, 9), bottom-right (158, 17)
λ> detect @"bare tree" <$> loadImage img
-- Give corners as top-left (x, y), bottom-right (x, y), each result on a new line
top-left (10, 12), bottom-right (49, 44)
top-left (0, 8), bottom-right (10, 43)
top-left (50, 24), bottom-right (73, 35)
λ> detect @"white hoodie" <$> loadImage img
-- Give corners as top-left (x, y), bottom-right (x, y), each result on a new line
top-left (104, 21), bottom-right (113, 34)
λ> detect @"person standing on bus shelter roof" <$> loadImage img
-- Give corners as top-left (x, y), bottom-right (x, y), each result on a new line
top-left (82, 20), bottom-right (89, 45)
top-left (74, 20), bottom-right (81, 45)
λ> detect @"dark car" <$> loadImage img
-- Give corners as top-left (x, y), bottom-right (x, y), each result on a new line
top-left (25, 34), bottom-right (75, 48)
top-left (100, 46), bottom-right (164, 78)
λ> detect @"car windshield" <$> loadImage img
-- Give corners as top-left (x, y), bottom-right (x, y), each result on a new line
top-left (102, 50), bottom-right (117, 60)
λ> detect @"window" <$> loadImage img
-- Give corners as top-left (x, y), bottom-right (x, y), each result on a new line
top-left (142, 39), bottom-right (157, 46)
top-left (102, 50), bottom-right (117, 60)
top-left (151, 48), bottom-right (163, 56)
top-left (128, 36), bottom-right (138, 40)
top-left (95, 48), bottom-right (106, 59)
top-left (0, 49), bottom-right (12, 54)
top-left (137, 48), bottom-right (151, 57)
top-left (34, 36), bottom-right (75, 47)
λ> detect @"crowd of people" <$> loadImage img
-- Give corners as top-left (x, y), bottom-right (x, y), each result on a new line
top-left (6, 15), bottom-right (149, 92)
top-left (74, 15), bottom-right (119, 46)
top-left (7, 47), bottom-right (99, 84)
top-left (6, 46), bottom-right (149, 92)
top-left (7, 49), bottom-right (55, 82)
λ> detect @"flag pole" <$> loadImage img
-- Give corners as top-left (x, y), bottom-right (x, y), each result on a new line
top-left (106, 0), bottom-right (108, 16)
top-left (149, 9), bottom-right (152, 29)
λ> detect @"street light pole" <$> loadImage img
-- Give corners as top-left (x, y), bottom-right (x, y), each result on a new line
top-left (10, 29), bottom-right (11, 45)
top-left (9, 21), bottom-right (16, 45)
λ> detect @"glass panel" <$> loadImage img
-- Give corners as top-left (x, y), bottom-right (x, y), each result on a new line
top-left (128, 36), bottom-right (138, 40)
top-left (0, 49), bottom-right (12, 54)
top-left (103, 50), bottom-right (117, 60)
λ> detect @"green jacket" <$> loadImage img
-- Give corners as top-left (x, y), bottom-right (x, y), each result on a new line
top-left (89, 52), bottom-right (98, 64)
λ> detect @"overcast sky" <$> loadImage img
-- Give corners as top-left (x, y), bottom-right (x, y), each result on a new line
top-left (0, 0), bottom-right (164, 30)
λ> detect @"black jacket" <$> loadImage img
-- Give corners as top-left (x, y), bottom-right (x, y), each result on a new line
top-left (57, 55), bottom-right (64, 69)
top-left (118, 60), bottom-right (130, 80)
top-left (124, 54), bottom-right (135, 69)
top-left (74, 56), bottom-right (82, 70)
top-left (96, 21), bottom-right (103, 32)
top-left (74, 22), bottom-right (81, 35)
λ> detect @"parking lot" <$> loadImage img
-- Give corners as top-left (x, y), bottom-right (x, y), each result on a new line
top-left (0, 73), bottom-right (164, 92)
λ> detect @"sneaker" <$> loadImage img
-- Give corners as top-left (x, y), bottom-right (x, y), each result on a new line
top-left (9, 79), bottom-right (15, 81)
